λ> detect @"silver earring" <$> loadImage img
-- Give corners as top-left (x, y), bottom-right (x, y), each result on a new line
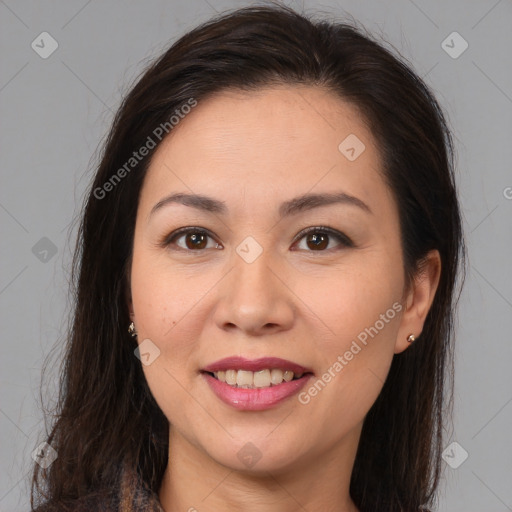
top-left (128, 322), bottom-right (137, 338)
top-left (407, 333), bottom-right (415, 343)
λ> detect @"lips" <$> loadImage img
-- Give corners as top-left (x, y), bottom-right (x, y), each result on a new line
top-left (200, 356), bottom-right (314, 411)
top-left (201, 356), bottom-right (313, 375)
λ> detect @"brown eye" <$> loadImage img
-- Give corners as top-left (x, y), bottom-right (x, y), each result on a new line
top-left (184, 232), bottom-right (208, 250)
top-left (305, 232), bottom-right (329, 250)
top-left (294, 227), bottom-right (354, 252)
top-left (163, 228), bottom-right (222, 251)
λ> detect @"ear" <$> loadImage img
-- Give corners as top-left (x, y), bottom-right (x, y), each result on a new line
top-left (394, 249), bottom-right (441, 354)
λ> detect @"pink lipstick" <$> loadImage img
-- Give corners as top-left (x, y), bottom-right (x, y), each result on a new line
top-left (201, 356), bottom-right (314, 411)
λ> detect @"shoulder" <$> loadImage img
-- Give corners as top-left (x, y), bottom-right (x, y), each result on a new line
top-left (32, 469), bottom-right (163, 512)
top-left (32, 489), bottom-right (164, 512)
top-left (32, 494), bottom-right (116, 512)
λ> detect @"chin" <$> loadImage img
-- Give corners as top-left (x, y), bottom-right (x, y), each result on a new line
top-left (201, 435), bottom-right (308, 475)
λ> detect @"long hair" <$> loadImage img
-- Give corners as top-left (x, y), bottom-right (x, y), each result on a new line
top-left (32, 4), bottom-right (465, 511)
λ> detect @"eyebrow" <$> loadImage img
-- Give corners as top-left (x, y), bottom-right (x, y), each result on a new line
top-left (149, 191), bottom-right (372, 219)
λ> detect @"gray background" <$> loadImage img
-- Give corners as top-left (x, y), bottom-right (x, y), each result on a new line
top-left (1, 0), bottom-right (511, 510)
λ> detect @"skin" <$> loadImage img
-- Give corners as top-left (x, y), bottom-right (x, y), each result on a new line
top-left (128, 85), bottom-right (440, 512)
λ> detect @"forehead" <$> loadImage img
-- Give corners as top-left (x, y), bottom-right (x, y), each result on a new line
top-left (139, 85), bottom-right (391, 219)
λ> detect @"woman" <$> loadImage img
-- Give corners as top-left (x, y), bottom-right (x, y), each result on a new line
top-left (32, 4), bottom-right (465, 512)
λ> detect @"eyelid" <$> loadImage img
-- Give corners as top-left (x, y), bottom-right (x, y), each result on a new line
top-left (158, 226), bottom-right (220, 250)
top-left (292, 225), bottom-right (354, 250)
top-left (159, 225), bottom-right (354, 252)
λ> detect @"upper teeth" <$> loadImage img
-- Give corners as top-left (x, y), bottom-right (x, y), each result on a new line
top-left (213, 369), bottom-right (303, 388)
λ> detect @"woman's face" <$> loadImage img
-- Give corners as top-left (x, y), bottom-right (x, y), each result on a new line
top-left (129, 85), bottom-right (416, 474)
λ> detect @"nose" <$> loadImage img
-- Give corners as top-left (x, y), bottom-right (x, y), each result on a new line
top-left (213, 248), bottom-right (295, 337)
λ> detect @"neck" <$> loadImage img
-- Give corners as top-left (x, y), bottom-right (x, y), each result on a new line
top-left (158, 425), bottom-right (362, 512)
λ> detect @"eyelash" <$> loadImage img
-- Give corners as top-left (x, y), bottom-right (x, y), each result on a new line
top-left (158, 225), bottom-right (354, 253)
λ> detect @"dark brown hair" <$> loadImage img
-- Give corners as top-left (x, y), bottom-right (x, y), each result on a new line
top-left (32, 4), bottom-right (465, 511)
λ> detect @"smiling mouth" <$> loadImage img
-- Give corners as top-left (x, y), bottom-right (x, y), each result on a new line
top-left (202, 369), bottom-right (312, 389)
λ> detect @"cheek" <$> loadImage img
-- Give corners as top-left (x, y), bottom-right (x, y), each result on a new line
top-left (129, 249), bottom-right (202, 401)
top-left (130, 247), bottom-right (208, 345)
top-left (130, 245), bottom-right (242, 427)
top-left (294, 256), bottom-right (403, 422)
top-left (296, 252), bottom-right (403, 347)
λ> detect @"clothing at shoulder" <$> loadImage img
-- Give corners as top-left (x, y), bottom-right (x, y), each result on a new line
top-left (32, 494), bottom-right (114, 512)
top-left (32, 490), bottom-right (164, 512)
top-left (32, 466), bottom-right (165, 512)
